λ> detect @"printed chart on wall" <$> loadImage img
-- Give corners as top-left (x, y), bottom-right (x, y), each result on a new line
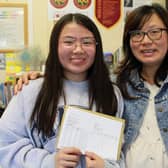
top-left (48, 0), bottom-right (94, 20)
top-left (0, 3), bottom-right (28, 53)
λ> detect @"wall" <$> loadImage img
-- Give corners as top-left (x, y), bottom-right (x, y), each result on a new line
top-left (32, 0), bottom-right (53, 58)
top-left (153, 0), bottom-right (165, 6)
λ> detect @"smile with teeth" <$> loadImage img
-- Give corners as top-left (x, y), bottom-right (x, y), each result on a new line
top-left (142, 49), bottom-right (155, 53)
top-left (141, 49), bottom-right (156, 56)
top-left (70, 56), bottom-right (86, 63)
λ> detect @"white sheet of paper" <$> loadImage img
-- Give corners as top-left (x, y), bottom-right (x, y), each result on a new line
top-left (57, 106), bottom-right (125, 160)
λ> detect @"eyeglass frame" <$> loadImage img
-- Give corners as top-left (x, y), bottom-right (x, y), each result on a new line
top-left (59, 36), bottom-right (98, 48)
top-left (129, 28), bottom-right (168, 42)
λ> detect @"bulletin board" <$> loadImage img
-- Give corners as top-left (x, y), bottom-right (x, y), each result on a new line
top-left (0, 3), bottom-right (28, 53)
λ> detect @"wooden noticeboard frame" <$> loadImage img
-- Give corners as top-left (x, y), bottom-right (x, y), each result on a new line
top-left (0, 3), bottom-right (28, 53)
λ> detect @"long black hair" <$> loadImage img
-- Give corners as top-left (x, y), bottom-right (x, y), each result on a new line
top-left (30, 13), bottom-right (118, 137)
top-left (115, 3), bottom-right (168, 99)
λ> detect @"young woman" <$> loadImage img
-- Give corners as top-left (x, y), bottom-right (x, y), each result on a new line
top-left (0, 13), bottom-right (124, 168)
top-left (115, 3), bottom-right (168, 168)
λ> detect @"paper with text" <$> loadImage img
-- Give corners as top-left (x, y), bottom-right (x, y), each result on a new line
top-left (57, 106), bottom-right (125, 160)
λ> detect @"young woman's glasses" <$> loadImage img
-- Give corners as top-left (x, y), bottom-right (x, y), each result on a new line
top-left (129, 28), bottom-right (168, 42)
top-left (60, 36), bottom-right (98, 48)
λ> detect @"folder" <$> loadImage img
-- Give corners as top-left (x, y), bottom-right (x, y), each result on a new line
top-left (57, 105), bottom-right (125, 160)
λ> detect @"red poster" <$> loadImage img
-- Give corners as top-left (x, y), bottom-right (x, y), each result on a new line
top-left (95, 0), bottom-right (121, 28)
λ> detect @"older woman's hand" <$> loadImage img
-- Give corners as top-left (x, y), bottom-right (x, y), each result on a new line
top-left (14, 71), bottom-right (43, 94)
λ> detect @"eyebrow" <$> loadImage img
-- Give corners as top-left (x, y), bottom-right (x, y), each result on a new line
top-left (62, 36), bottom-right (95, 39)
top-left (141, 26), bottom-right (165, 31)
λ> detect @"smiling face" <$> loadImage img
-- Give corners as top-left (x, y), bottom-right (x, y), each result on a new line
top-left (58, 22), bottom-right (96, 81)
top-left (130, 13), bottom-right (168, 71)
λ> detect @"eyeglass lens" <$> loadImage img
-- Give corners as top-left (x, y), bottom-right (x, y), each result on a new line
top-left (130, 28), bottom-right (167, 42)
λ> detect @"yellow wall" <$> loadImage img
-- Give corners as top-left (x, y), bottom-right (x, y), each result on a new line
top-left (0, 0), bottom-right (166, 57)
top-left (154, 0), bottom-right (165, 6)
top-left (32, 1), bottom-right (53, 57)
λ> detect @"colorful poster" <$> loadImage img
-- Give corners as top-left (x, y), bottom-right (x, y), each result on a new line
top-left (0, 4), bottom-right (28, 52)
top-left (48, 0), bottom-right (94, 20)
top-left (50, 0), bottom-right (69, 8)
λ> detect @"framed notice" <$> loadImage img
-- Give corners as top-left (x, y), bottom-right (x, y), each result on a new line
top-left (57, 106), bottom-right (125, 160)
top-left (0, 3), bottom-right (28, 53)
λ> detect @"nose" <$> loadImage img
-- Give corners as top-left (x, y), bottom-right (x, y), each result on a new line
top-left (141, 33), bottom-right (153, 43)
top-left (73, 42), bottom-right (84, 53)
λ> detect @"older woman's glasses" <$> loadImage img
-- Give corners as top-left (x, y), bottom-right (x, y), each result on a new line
top-left (60, 36), bottom-right (98, 48)
top-left (129, 28), bottom-right (168, 42)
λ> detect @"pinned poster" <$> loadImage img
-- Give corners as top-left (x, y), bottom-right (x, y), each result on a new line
top-left (48, 0), bottom-right (94, 20)
top-left (95, 0), bottom-right (121, 28)
top-left (0, 3), bottom-right (28, 52)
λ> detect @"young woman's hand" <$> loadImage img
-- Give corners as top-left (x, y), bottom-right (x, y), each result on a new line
top-left (14, 71), bottom-right (43, 94)
top-left (56, 147), bottom-right (82, 168)
top-left (85, 151), bottom-right (104, 168)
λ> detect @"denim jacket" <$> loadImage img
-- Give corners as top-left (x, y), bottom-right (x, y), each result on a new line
top-left (122, 70), bottom-right (168, 154)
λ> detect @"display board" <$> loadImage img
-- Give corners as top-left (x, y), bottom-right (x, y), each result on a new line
top-left (0, 3), bottom-right (28, 53)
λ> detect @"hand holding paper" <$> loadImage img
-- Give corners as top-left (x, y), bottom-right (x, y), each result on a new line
top-left (57, 106), bottom-right (125, 160)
